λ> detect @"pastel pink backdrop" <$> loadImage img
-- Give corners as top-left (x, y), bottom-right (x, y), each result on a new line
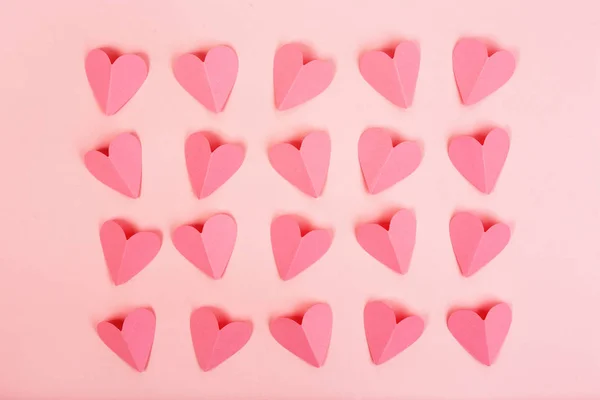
top-left (0, 1), bottom-right (599, 399)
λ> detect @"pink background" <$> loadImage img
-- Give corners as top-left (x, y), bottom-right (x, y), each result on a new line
top-left (1, 0), bottom-right (599, 398)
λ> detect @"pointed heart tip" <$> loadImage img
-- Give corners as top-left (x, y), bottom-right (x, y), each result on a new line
top-left (134, 364), bottom-right (147, 372)
top-left (113, 277), bottom-right (126, 286)
top-left (199, 363), bottom-right (214, 372)
top-left (276, 102), bottom-right (290, 111)
top-left (460, 269), bottom-right (474, 278)
top-left (306, 354), bottom-right (324, 368)
top-left (370, 353), bottom-right (385, 365)
top-left (205, 103), bottom-right (220, 113)
top-left (462, 97), bottom-right (475, 106)
top-left (279, 270), bottom-right (294, 281)
top-left (306, 189), bottom-right (319, 198)
top-left (367, 184), bottom-right (382, 195)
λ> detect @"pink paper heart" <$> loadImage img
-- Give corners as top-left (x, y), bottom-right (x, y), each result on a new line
top-left (270, 215), bottom-right (332, 280)
top-left (185, 131), bottom-right (245, 199)
top-left (84, 132), bottom-right (142, 198)
top-left (364, 301), bottom-right (424, 365)
top-left (100, 220), bottom-right (161, 285)
top-left (268, 131), bottom-right (331, 197)
top-left (190, 307), bottom-right (252, 371)
top-left (359, 42), bottom-right (420, 108)
top-left (356, 209), bottom-right (416, 275)
top-left (448, 128), bottom-right (509, 194)
top-left (85, 49), bottom-right (148, 115)
top-left (173, 46), bottom-right (238, 113)
top-left (97, 308), bottom-right (156, 372)
top-left (270, 303), bottom-right (333, 367)
top-left (450, 212), bottom-right (511, 277)
top-left (447, 303), bottom-right (512, 366)
top-left (172, 214), bottom-right (237, 279)
top-left (273, 43), bottom-right (335, 110)
top-left (358, 127), bottom-right (422, 194)
top-left (453, 38), bottom-right (516, 105)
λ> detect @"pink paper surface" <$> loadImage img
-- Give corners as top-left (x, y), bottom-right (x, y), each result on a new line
top-left (173, 46), bottom-right (239, 113)
top-left (190, 307), bottom-right (252, 371)
top-left (172, 214), bottom-right (237, 279)
top-left (358, 127), bottom-right (422, 194)
top-left (364, 301), bottom-right (424, 365)
top-left (185, 131), bottom-right (245, 199)
top-left (355, 209), bottom-right (417, 274)
top-left (85, 49), bottom-right (148, 115)
top-left (268, 130), bottom-right (331, 197)
top-left (270, 214), bottom-right (333, 280)
top-left (448, 127), bottom-right (510, 194)
top-left (97, 308), bottom-right (156, 372)
top-left (450, 212), bottom-right (511, 277)
top-left (447, 303), bottom-right (512, 366)
top-left (453, 38), bottom-right (516, 106)
top-left (84, 132), bottom-right (142, 198)
top-left (270, 303), bottom-right (333, 367)
top-left (273, 43), bottom-right (335, 110)
top-left (359, 42), bottom-right (420, 109)
top-left (100, 220), bottom-right (162, 285)
top-left (1, 1), bottom-right (600, 399)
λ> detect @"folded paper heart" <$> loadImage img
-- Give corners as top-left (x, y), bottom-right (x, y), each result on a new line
top-left (185, 131), bottom-right (245, 199)
top-left (97, 308), bottom-right (156, 372)
top-left (268, 131), bottom-right (330, 197)
top-left (356, 209), bottom-right (416, 275)
top-left (270, 303), bottom-right (333, 367)
top-left (364, 301), bottom-right (424, 365)
top-left (172, 214), bottom-right (237, 279)
top-left (448, 128), bottom-right (509, 194)
top-left (100, 220), bottom-right (161, 285)
top-left (450, 212), bottom-right (510, 277)
top-left (271, 215), bottom-right (332, 280)
top-left (273, 43), bottom-right (335, 110)
top-left (447, 302), bottom-right (512, 366)
top-left (359, 42), bottom-right (420, 108)
top-left (173, 46), bottom-right (238, 113)
top-left (190, 307), bottom-right (252, 371)
top-left (359, 127), bottom-right (422, 194)
top-left (85, 48), bottom-right (148, 115)
top-left (84, 132), bottom-right (142, 199)
top-left (453, 38), bottom-right (516, 105)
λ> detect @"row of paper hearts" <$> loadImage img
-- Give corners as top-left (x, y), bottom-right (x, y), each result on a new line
top-left (86, 127), bottom-right (509, 199)
top-left (98, 302), bottom-right (512, 372)
top-left (86, 38), bottom-right (516, 115)
top-left (100, 210), bottom-right (510, 285)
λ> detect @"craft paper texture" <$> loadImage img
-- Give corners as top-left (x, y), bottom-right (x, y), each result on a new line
top-left (1, 1), bottom-right (600, 399)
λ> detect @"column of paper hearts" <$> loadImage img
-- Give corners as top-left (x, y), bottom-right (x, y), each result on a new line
top-left (84, 48), bottom-right (160, 371)
top-left (268, 44), bottom-right (334, 368)
top-left (445, 39), bottom-right (515, 366)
